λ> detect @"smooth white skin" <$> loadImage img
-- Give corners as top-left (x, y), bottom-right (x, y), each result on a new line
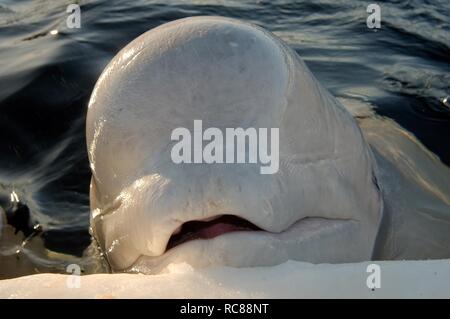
top-left (86, 17), bottom-right (382, 272)
top-left (351, 103), bottom-right (450, 260)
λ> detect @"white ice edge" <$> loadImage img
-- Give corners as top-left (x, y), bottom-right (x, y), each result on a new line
top-left (0, 259), bottom-right (449, 298)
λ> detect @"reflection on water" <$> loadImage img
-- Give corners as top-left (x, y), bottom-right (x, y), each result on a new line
top-left (0, 0), bottom-right (449, 278)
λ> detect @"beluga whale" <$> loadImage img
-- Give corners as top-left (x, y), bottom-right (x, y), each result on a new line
top-left (86, 16), bottom-right (450, 274)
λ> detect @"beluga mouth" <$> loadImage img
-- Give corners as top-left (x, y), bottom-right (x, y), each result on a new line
top-left (166, 215), bottom-right (262, 252)
top-left (86, 16), bottom-right (383, 273)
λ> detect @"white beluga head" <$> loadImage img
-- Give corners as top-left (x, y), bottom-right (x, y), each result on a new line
top-left (86, 16), bottom-right (383, 273)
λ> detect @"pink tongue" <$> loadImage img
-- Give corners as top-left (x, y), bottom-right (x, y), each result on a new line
top-left (197, 223), bottom-right (242, 239)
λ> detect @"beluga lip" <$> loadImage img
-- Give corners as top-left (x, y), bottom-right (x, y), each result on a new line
top-left (165, 214), bottom-right (263, 252)
top-left (86, 16), bottom-right (383, 272)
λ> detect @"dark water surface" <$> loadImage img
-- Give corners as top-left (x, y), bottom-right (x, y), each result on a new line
top-left (0, 0), bottom-right (449, 268)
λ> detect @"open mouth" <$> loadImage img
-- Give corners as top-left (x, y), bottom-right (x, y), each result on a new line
top-left (166, 215), bottom-right (262, 251)
top-left (128, 215), bottom-right (360, 273)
